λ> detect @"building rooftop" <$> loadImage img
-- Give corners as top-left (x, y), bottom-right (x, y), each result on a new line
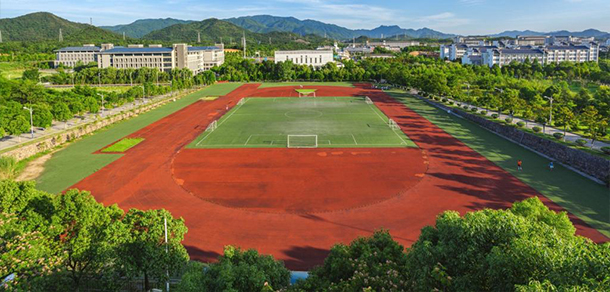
top-left (100, 47), bottom-right (174, 54)
top-left (55, 46), bottom-right (100, 52)
top-left (189, 46), bottom-right (222, 51)
top-left (547, 45), bottom-right (590, 50)
top-left (499, 49), bottom-right (545, 55)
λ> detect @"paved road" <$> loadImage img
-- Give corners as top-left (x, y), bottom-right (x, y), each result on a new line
top-left (0, 89), bottom-right (187, 152)
top-left (404, 88), bottom-right (610, 150)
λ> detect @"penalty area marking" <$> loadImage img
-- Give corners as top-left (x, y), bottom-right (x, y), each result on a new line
top-left (195, 98), bottom-right (249, 146)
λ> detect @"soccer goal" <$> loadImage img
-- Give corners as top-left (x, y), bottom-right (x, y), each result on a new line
top-left (206, 120), bottom-right (218, 132)
top-left (287, 135), bottom-right (318, 148)
top-left (296, 89), bottom-right (317, 98)
top-left (237, 98), bottom-right (246, 106)
top-left (388, 119), bottom-right (399, 130)
top-left (364, 96), bottom-right (374, 104)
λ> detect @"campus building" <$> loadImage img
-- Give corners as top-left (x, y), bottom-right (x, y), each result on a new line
top-left (274, 50), bottom-right (334, 67)
top-left (482, 48), bottom-right (545, 67)
top-left (516, 35), bottom-right (548, 46)
top-left (480, 43), bottom-right (599, 67)
top-left (54, 44), bottom-right (100, 67)
top-left (55, 43), bottom-right (224, 74)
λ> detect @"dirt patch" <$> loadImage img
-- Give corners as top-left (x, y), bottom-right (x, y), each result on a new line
top-left (17, 151), bottom-right (56, 181)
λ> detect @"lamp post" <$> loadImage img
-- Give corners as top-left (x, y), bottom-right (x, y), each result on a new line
top-left (23, 106), bottom-right (34, 139)
top-left (164, 216), bottom-right (170, 292)
top-left (142, 85), bottom-right (146, 103)
top-left (98, 93), bottom-right (105, 116)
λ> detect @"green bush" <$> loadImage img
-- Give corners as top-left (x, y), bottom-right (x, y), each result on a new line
top-left (470, 107), bottom-right (478, 112)
top-left (517, 121), bottom-right (525, 128)
top-left (480, 110), bottom-right (487, 115)
top-left (0, 156), bottom-right (18, 180)
top-left (601, 147), bottom-right (610, 155)
top-left (449, 101), bottom-right (454, 105)
top-left (442, 98), bottom-right (448, 103)
top-left (532, 126), bottom-right (542, 133)
top-left (463, 105), bottom-right (469, 109)
top-left (553, 133), bottom-right (564, 140)
top-left (491, 113), bottom-right (499, 119)
top-left (505, 117), bottom-right (513, 124)
top-left (576, 139), bottom-right (588, 146)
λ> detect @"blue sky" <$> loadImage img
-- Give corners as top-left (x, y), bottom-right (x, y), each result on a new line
top-left (2, 0), bottom-right (610, 35)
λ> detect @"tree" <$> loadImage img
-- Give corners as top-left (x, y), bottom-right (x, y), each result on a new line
top-left (21, 68), bottom-right (40, 82)
top-left (118, 209), bottom-right (189, 291)
top-left (178, 246), bottom-right (290, 292)
top-left (580, 106), bottom-right (609, 149)
top-left (404, 197), bottom-right (609, 291)
top-left (52, 103), bottom-right (72, 129)
top-left (6, 115), bottom-right (30, 142)
top-left (32, 104), bottom-right (53, 128)
top-left (554, 106), bottom-right (575, 141)
top-left (293, 230), bottom-right (408, 291)
top-left (52, 190), bottom-right (126, 291)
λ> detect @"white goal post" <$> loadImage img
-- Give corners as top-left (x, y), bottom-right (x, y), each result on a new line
top-left (206, 120), bottom-right (218, 132)
top-left (364, 96), bottom-right (374, 104)
top-left (298, 92), bottom-right (317, 98)
top-left (388, 119), bottom-right (399, 130)
top-left (287, 135), bottom-right (318, 148)
top-left (237, 98), bottom-right (246, 106)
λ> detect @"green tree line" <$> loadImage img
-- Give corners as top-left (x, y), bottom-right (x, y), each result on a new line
top-left (3, 179), bottom-right (607, 291)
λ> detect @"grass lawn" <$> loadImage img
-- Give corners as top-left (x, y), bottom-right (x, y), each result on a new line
top-left (0, 62), bottom-right (26, 80)
top-left (101, 138), bottom-right (144, 152)
top-left (189, 96), bottom-right (415, 149)
top-left (36, 82), bottom-right (243, 194)
top-left (258, 82), bottom-right (354, 88)
top-left (50, 86), bottom-right (134, 93)
top-left (387, 88), bottom-right (610, 238)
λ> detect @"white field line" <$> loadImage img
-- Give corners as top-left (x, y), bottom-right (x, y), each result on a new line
top-left (367, 103), bottom-right (388, 124)
top-left (195, 98), bottom-right (249, 146)
top-left (244, 135), bottom-right (253, 145)
top-left (351, 134), bottom-right (358, 145)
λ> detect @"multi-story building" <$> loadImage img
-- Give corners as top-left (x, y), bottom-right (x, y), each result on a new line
top-left (545, 44), bottom-right (599, 64)
top-left (482, 48), bottom-right (545, 67)
top-left (481, 44), bottom-right (598, 67)
top-left (452, 36), bottom-right (489, 46)
top-left (55, 43), bottom-right (224, 73)
top-left (462, 46), bottom-right (498, 65)
top-left (274, 50), bottom-right (334, 67)
top-left (54, 44), bottom-right (100, 67)
top-left (516, 35), bottom-right (548, 46)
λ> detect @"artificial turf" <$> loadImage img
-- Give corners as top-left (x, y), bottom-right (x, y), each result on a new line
top-left (386, 88), bottom-right (610, 238)
top-left (188, 96), bottom-right (415, 148)
top-left (101, 138), bottom-right (144, 153)
top-left (36, 83), bottom-right (243, 194)
top-left (257, 82), bottom-right (354, 88)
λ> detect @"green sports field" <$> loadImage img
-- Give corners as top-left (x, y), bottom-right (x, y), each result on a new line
top-left (257, 82), bottom-right (354, 88)
top-left (189, 96), bottom-right (415, 148)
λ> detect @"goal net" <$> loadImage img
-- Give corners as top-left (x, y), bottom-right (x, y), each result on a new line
top-left (205, 120), bottom-right (218, 132)
top-left (364, 96), bottom-right (374, 104)
top-left (237, 98), bottom-right (246, 106)
top-left (298, 92), bottom-right (316, 98)
top-left (287, 135), bottom-right (318, 148)
top-left (388, 119), bottom-right (399, 130)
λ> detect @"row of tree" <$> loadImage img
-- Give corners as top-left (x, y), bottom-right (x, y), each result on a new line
top-left (0, 68), bottom-right (216, 139)
top-left (213, 53), bottom-right (609, 143)
top-left (6, 180), bottom-right (606, 291)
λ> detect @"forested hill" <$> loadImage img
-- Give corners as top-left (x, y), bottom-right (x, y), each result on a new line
top-left (224, 15), bottom-right (455, 40)
top-left (100, 18), bottom-right (195, 38)
top-left (142, 18), bottom-right (331, 49)
top-left (0, 12), bottom-right (125, 43)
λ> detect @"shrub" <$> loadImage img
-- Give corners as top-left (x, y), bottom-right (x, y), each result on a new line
top-left (575, 139), bottom-right (588, 146)
top-left (449, 101), bottom-right (454, 105)
top-left (505, 117), bottom-right (513, 124)
top-left (600, 147), bottom-right (610, 155)
top-left (553, 133), bottom-right (564, 140)
top-left (517, 121), bottom-right (525, 128)
top-left (463, 105), bottom-right (469, 109)
top-left (532, 126), bottom-right (542, 133)
top-left (442, 98), bottom-right (448, 103)
top-left (470, 107), bottom-right (478, 112)
top-left (0, 156), bottom-right (18, 180)
top-left (491, 113), bottom-right (499, 119)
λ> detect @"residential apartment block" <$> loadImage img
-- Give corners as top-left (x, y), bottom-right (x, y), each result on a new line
top-left (55, 43), bottom-right (224, 74)
top-left (274, 50), bottom-right (334, 67)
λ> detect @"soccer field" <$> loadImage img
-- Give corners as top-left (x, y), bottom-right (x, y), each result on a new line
top-left (188, 96), bottom-right (416, 148)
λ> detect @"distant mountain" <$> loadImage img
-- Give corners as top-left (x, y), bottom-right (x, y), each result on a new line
top-left (224, 15), bottom-right (454, 40)
top-left (142, 18), bottom-right (329, 49)
top-left (100, 18), bottom-right (195, 38)
top-left (493, 29), bottom-right (610, 39)
top-left (0, 12), bottom-right (125, 42)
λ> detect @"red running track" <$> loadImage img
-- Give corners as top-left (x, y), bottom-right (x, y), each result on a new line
top-left (71, 83), bottom-right (608, 270)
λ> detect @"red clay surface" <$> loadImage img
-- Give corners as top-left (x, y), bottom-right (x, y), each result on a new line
top-left (70, 83), bottom-right (608, 270)
top-left (172, 148), bottom-right (427, 213)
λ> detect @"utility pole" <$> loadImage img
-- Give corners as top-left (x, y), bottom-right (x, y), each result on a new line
top-left (90, 17), bottom-right (92, 25)
top-left (544, 95), bottom-right (554, 128)
top-left (98, 93), bottom-right (105, 116)
top-left (59, 28), bottom-right (63, 42)
top-left (197, 31), bottom-right (201, 43)
top-left (0, 30), bottom-right (3, 43)
top-left (23, 106), bottom-right (34, 139)
top-left (123, 31), bottom-right (125, 40)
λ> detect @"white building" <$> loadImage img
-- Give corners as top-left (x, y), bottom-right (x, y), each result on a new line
top-left (274, 50), bottom-right (334, 67)
top-left (97, 43), bottom-right (223, 73)
top-left (545, 44), bottom-right (599, 64)
top-left (54, 45), bottom-right (100, 67)
top-left (516, 35), bottom-right (548, 46)
top-left (481, 44), bottom-right (598, 67)
top-left (482, 48), bottom-right (545, 67)
top-left (605, 39), bottom-right (610, 46)
top-left (462, 46), bottom-right (498, 65)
